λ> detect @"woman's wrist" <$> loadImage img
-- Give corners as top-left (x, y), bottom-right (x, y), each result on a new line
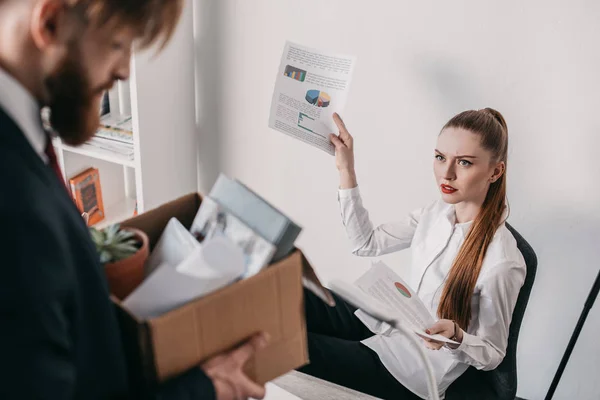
top-left (456, 326), bottom-right (464, 343)
top-left (339, 168), bottom-right (357, 189)
top-left (446, 322), bottom-right (464, 349)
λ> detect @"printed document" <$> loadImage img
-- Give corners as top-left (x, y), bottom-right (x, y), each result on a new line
top-left (269, 41), bottom-right (356, 155)
top-left (355, 261), bottom-right (458, 344)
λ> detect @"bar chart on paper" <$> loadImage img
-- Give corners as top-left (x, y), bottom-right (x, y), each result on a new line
top-left (297, 112), bottom-right (317, 133)
top-left (284, 65), bottom-right (307, 82)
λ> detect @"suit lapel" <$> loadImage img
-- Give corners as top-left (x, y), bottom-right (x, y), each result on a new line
top-left (0, 107), bottom-right (92, 237)
top-left (0, 107), bottom-right (55, 188)
top-left (1, 106), bottom-right (108, 290)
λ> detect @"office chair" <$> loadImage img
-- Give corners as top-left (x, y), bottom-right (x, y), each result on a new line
top-left (445, 223), bottom-right (538, 400)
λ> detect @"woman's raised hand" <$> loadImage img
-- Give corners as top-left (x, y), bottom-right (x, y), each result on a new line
top-left (329, 113), bottom-right (357, 189)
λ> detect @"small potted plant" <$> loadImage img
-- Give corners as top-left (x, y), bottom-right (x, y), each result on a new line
top-left (90, 223), bottom-right (149, 300)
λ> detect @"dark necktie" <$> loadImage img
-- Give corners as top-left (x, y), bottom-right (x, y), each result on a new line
top-left (44, 133), bottom-right (68, 191)
top-left (44, 133), bottom-right (89, 223)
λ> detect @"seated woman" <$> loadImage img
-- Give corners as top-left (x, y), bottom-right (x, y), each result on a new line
top-left (299, 109), bottom-right (526, 400)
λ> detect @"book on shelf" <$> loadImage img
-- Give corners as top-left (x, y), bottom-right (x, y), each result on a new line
top-left (100, 112), bottom-right (133, 132)
top-left (86, 136), bottom-right (134, 160)
top-left (96, 112), bottom-right (133, 144)
top-left (69, 167), bottom-right (105, 226)
top-left (96, 126), bottom-right (134, 145)
top-left (97, 86), bottom-right (133, 144)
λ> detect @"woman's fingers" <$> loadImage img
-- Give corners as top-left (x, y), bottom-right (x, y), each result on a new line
top-left (333, 113), bottom-right (353, 144)
top-left (427, 324), bottom-right (442, 335)
top-left (329, 133), bottom-right (346, 150)
top-left (420, 331), bottom-right (445, 350)
top-left (424, 340), bottom-right (443, 350)
top-left (332, 113), bottom-right (346, 132)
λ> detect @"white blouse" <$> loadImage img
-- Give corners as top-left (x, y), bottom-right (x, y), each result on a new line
top-left (338, 186), bottom-right (526, 399)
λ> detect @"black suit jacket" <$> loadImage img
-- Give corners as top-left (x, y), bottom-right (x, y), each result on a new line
top-left (0, 107), bottom-right (215, 399)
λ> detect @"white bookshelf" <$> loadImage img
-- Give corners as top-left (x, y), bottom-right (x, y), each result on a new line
top-left (55, 139), bottom-right (136, 168)
top-left (55, 0), bottom-right (197, 229)
top-left (97, 197), bottom-right (138, 229)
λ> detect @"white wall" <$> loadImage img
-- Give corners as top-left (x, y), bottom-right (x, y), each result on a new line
top-left (193, 1), bottom-right (600, 398)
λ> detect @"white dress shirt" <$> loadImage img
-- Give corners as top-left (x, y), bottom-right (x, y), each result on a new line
top-left (338, 186), bottom-right (526, 399)
top-left (0, 66), bottom-right (48, 163)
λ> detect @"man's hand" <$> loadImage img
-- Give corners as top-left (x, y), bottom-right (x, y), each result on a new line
top-left (201, 332), bottom-right (270, 400)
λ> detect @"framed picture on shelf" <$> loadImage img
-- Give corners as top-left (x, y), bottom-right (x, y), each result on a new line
top-left (69, 167), bottom-right (105, 226)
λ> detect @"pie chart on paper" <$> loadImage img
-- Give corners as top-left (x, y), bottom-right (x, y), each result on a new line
top-left (305, 89), bottom-right (331, 107)
top-left (395, 282), bottom-right (411, 298)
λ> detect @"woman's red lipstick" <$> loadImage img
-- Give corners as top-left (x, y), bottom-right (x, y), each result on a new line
top-left (441, 184), bottom-right (457, 194)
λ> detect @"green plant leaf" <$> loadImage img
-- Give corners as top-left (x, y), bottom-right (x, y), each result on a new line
top-left (99, 250), bottom-right (112, 264)
top-left (90, 224), bottom-right (142, 264)
top-left (109, 223), bottom-right (120, 234)
top-left (89, 228), bottom-right (105, 245)
top-left (105, 224), bottom-right (119, 242)
top-left (113, 243), bottom-right (138, 253)
top-left (114, 230), bottom-right (127, 241)
top-left (122, 239), bottom-right (138, 247)
top-left (115, 229), bottom-right (135, 243)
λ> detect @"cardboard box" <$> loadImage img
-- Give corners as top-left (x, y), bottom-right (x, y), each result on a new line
top-left (112, 193), bottom-right (332, 396)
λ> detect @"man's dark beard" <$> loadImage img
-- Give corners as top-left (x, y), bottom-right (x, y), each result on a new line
top-left (45, 46), bottom-right (101, 146)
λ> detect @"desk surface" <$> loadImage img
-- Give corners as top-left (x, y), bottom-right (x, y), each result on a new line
top-left (253, 383), bottom-right (302, 400)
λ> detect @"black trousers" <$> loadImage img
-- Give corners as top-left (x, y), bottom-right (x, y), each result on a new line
top-left (299, 288), bottom-right (421, 400)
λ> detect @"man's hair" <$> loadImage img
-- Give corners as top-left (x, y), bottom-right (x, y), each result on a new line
top-left (66, 0), bottom-right (183, 50)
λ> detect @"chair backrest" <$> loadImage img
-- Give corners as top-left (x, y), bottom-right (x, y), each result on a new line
top-left (446, 223), bottom-right (538, 400)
